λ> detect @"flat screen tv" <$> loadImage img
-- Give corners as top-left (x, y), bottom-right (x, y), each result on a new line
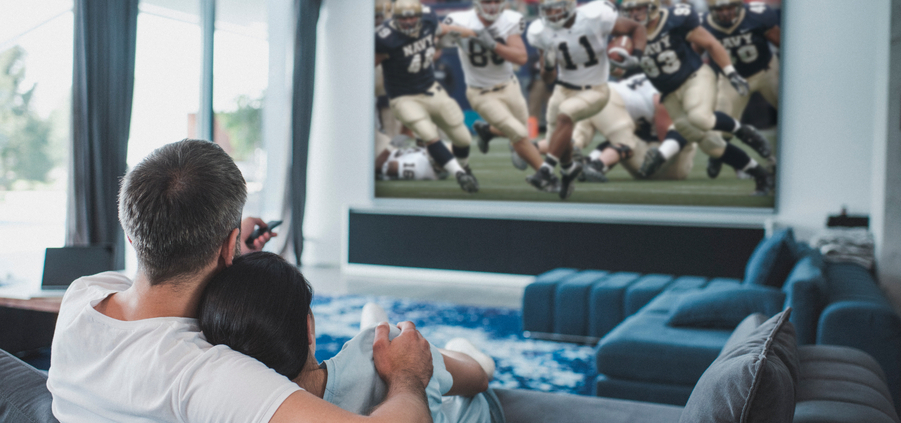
top-left (373, 0), bottom-right (782, 210)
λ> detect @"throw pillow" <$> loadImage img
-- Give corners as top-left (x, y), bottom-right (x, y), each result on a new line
top-left (744, 228), bottom-right (798, 288)
top-left (667, 286), bottom-right (786, 329)
top-left (679, 308), bottom-right (800, 423)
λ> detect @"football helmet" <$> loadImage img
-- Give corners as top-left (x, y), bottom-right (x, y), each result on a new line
top-left (620, 0), bottom-right (660, 26)
top-left (475, 0), bottom-right (507, 22)
top-left (375, 0), bottom-right (392, 27)
top-left (393, 0), bottom-right (423, 36)
top-left (707, 0), bottom-right (743, 27)
top-left (538, 0), bottom-right (576, 29)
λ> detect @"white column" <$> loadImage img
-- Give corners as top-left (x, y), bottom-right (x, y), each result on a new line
top-left (301, 0), bottom-right (373, 266)
top-left (872, 0), bottom-right (901, 312)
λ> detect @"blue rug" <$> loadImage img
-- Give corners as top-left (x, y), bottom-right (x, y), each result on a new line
top-left (311, 294), bottom-right (597, 396)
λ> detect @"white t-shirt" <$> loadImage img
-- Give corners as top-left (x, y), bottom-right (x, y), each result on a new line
top-left (47, 272), bottom-right (302, 423)
top-left (610, 74), bottom-right (658, 125)
top-left (527, 1), bottom-right (618, 86)
top-left (444, 9), bottom-right (525, 88)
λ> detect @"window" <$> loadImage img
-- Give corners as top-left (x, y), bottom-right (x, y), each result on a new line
top-left (0, 0), bottom-right (74, 283)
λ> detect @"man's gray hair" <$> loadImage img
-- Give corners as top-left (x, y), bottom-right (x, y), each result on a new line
top-left (119, 139), bottom-right (247, 285)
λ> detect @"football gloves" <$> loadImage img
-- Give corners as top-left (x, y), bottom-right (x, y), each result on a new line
top-left (726, 70), bottom-right (750, 96)
top-left (610, 49), bottom-right (642, 70)
top-left (473, 28), bottom-right (498, 51)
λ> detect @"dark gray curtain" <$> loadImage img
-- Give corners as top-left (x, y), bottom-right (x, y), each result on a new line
top-left (289, 0), bottom-right (322, 265)
top-left (67, 0), bottom-right (139, 269)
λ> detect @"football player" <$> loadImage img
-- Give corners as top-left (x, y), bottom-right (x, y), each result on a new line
top-left (376, 0), bottom-right (481, 193)
top-left (444, 0), bottom-right (552, 190)
top-left (702, 0), bottom-right (780, 178)
top-left (378, 146), bottom-right (445, 181)
top-left (622, 0), bottom-right (775, 195)
top-left (526, 0), bottom-right (647, 199)
top-left (570, 73), bottom-right (697, 181)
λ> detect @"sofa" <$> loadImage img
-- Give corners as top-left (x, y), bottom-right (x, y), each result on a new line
top-left (4, 310), bottom-right (898, 423)
top-left (523, 228), bottom-right (901, 410)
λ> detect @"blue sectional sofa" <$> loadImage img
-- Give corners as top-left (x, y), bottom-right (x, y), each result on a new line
top-left (523, 228), bottom-right (901, 409)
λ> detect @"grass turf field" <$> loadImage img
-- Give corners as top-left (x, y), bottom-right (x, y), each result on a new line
top-left (376, 129), bottom-right (777, 208)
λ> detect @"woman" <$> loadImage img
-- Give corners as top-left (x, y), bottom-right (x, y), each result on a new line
top-left (198, 251), bottom-right (504, 423)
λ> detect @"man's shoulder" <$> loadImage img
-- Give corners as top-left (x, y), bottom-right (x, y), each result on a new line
top-left (526, 18), bottom-right (546, 43)
top-left (577, 1), bottom-right (618, 22)
top-left (444, 9), bottom-right (476, 27)
top-left (61, 272), bottom-right (131, 308)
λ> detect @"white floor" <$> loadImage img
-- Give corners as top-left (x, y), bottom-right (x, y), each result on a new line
top-left (300, 265), bottom-right (526, 309)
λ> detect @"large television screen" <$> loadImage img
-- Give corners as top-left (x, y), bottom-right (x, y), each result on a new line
top-left (374, 0), bottom-right (781, 209)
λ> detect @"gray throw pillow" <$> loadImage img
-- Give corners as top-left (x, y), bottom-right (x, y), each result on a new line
top-left (679, 308), bottom-right (800, 423)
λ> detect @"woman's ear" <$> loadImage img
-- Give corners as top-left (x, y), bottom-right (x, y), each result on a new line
top-left (307, 312), bottom-right (316, 352)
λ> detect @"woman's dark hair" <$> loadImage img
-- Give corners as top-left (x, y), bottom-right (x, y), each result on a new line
top-left (198, 251), bottom-right (314, 379)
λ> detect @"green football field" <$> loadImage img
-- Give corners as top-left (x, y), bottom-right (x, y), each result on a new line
top-left (376, 129), bottom-right (777, 208)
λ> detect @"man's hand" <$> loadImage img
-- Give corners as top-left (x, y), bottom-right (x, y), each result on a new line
top-left (610, 49), bottom-right (641, 70)
top-left (372, 321), bottom-right (433, 391)
top-left (472, 28), bottom-right (497, 51)
top-left (239, 217), bottom-right (276, 254)
top-left (724, 66), bottom-right (750, 96)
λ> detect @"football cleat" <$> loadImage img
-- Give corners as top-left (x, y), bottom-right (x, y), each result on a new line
top-left (734, 125), bottom-right (773, 160)
top-left (456, 170), bottom-right (479, 193)
top-left (745, 165), bottom-right (774, 196)
top-left (558, 162), bottom-right (582, 200)
top-left (638, 147), bottom-right (666, 178)
top-left (706, 157), bottom-right (723, 179)
top-left (582, 160), bottom-right (609, 183)
top-left (572, 147), bottom-right (587, 182)
top-left (473, 121), bottom-right (494, 154)
top-left (464, 165), bottom-right (480, 191)
top-left (509, 144), bottom-right (528, 170)
top-left (526, 166), bottom-right (560, 193)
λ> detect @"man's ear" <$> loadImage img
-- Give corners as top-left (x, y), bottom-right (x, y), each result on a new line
top-left (220, 228), bottom-right (240, 267)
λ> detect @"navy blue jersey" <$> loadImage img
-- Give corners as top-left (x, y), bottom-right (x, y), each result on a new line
top-left (375, 11), bottom-right (440, 99)
top-left (639, 4), bottom-right (704, 97)
top-left (702, 3), bottom-right (779, 78)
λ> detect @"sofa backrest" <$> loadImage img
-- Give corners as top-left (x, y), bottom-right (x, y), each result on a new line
top-left (0, 349), bottom-right (58, 423)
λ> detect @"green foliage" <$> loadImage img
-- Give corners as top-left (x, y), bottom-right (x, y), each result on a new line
top-left (0, 47), bottom-right (57, 189)
top-left (216, 94), bottom-right (262, 161)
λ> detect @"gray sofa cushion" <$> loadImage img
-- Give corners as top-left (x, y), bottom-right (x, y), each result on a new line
top-left (494, 388), bottom-right (683, 423)
top-left (679, 308), bottom-right (800, 423)
top-left (0, 349), bottom-right (58, 423)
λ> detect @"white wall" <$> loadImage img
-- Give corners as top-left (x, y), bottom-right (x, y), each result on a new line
top-left (302, 0), bottom-right (893, 272)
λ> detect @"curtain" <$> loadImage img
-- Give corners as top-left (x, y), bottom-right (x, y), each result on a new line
top-left (288, 0), bottom-right (322, 266)
top-left (67, 0), bottom-right (139, 269)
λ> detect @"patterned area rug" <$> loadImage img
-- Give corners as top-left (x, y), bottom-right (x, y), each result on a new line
top-left (311, 294), bottom-right (597, 396)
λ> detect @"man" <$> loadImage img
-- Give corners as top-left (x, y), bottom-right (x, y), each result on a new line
top-left (623, 0), bottom-right (775, 195)
top-left (443, 0), bottom-right (552, 190)
top-left (702, 0), bottom-right (780, 178)
top-left (47, 139), bottom-right (436, 423)
top-left (376, 0), bottom-right (480, 193)
top-left (569, 73), bottom-right (697, 181)
top-left (526, 0), bottom-right (647, 199)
